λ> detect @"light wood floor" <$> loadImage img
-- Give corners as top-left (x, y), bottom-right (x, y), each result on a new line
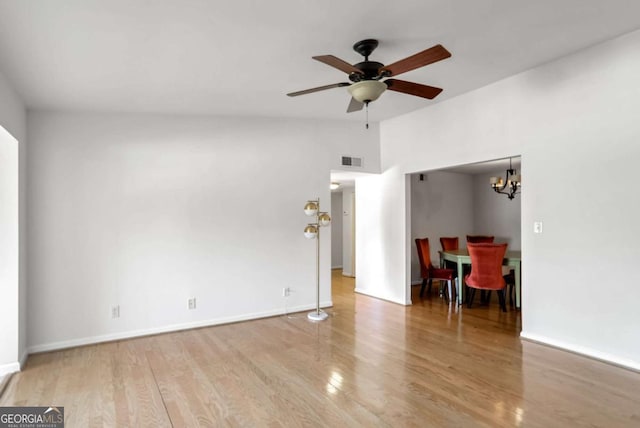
top-left (2, 271), bottom-right (639, 427)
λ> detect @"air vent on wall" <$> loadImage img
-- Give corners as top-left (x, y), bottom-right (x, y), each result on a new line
top-left (341, 156), bottom-right (363, 168)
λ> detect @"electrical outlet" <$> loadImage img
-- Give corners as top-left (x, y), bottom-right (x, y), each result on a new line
top-left (111, 305), bottom-right (120, 319)
top-left (188, 298), bottom-right (197, 310)
top-left (282, 287), bottom-right (291, 297)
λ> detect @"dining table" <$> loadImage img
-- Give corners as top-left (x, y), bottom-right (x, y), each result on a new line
top-left (439, 249), bottom-right (522, 308)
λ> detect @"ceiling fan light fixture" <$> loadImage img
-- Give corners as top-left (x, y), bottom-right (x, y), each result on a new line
top-left (347, 80), bottom-right (387, 103)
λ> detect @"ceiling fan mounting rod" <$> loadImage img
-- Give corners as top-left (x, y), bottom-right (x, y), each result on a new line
top-left (353, 39), bottom-right (379, 61)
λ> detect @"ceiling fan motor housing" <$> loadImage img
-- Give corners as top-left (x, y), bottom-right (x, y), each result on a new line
top-left (349, 39), bottom-right (385, 82)
top-left (349, 61), bottom-right (385, 82)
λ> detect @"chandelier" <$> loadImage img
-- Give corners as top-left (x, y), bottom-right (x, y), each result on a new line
top-left (490, 158), bottom-right (521, 200)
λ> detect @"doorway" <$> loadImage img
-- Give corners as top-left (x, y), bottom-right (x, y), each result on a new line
top-left (330, 186), bottom-right (356, 307)
top-left (330, 185), bottom-right (355, 277)
top-left (408, 157), bottom-right (522, 330)
top-left (330, 170), bottom-right (366, 283)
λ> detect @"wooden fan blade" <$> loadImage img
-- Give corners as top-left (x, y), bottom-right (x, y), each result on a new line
top-left (287, 82), bottom-right (350, 97)
top-left (346, 97), bottom-right (364, 113)
top-left (381, 44), bottom-right (451, 77)
top-left (385, 79), bottom-right (443, 99)
top-left (313, 55), bottom-right (364, 75)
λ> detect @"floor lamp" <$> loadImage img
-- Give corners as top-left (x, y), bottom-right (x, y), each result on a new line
top-left (304, 198), bottom-right (331, 321)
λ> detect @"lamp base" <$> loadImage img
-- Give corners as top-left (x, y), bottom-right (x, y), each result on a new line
top-left (307, 310), bottom-right (329, 321)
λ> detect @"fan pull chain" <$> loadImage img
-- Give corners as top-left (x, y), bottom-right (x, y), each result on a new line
top-left (365, 102), bottom-right (369, 129)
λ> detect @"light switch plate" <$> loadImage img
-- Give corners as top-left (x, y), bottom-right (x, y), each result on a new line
top-left (534, 221), bottom-right (543, 234)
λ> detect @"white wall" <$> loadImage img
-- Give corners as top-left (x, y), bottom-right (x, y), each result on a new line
top-left (356, 171), bottom-right (409, 304)
top-left (358, 29), bottom-right (640, 369)
top-left (330, 191), bottom-right (343, 269)
top-left (26, 111), bottom-right (379, 351)
top-left (0, 70), bottom-right (26, 375)
top-left (0, 126), bottom-right (19, 375)
top-left (472, 171), bottom-right (521, 251)
top-left (341, 187), bottom-right (355, 277)
top-left (410, 171), bottom-right (473, 283)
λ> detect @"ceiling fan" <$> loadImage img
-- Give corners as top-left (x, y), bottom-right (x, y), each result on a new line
top-left (287, 39), bottom-right (451, 113)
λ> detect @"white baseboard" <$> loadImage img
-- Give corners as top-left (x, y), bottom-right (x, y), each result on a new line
top-left (0, 362), bottom-right (20, 377)
top-left (331, 265), bottom-right (343, 270)
top-left (520, 331), bottom-right (640, 372)
top-left (19, 350), bottom-right (28, 369)
top-left (28, 301), bottom-right (333, 354)
top-left (0, 349), bottom-right (29, 376)
top-left (354, 287), bottom-right (409, 306)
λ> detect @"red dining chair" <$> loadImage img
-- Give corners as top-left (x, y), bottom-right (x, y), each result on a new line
top-left (415, 238), bottom-right (456, 303)
top-left (465, 243), bottom-right (508, 312)
top-left (439, 237), bottom-right (459, 252)
top-left (439, 236), bottom-right (459, 271)
top-left (466, 235), bottom-right (495, 243)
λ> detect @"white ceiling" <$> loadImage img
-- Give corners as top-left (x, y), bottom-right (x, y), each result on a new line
top-left (1, 1), bottom-right (640, 123)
